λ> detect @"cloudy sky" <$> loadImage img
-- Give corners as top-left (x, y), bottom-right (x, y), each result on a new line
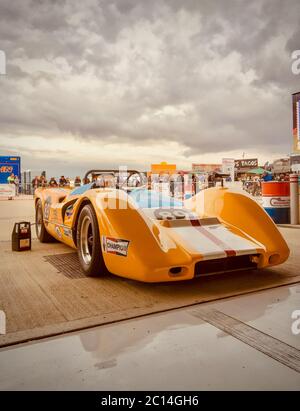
top-left (0, 0), bottom-right (299, 177)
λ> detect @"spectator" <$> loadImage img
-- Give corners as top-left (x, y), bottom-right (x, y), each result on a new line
top-left (96, 175), bottom-right (105, 188)
top-left (191, 174), bottom-right (197, 195)
top-left (262, 171), bottom-right (273, 182)
top-left (177, 172), bottom-right (185, 198)
top-left (82, 177), bottom-right (90, 185)
top-left (147, 175), bottom-right (152, 190)
top-left (74, 176), bottom-right (81, 187)
top-left (32, 176), bottom-right (40, 189)
top-left (169, 174), bottom-right (175, 197)
top-left (7, 173), bottom-right (15, 184)
top-left (207, 173), bottom-right (215, 188)
top-left (49, 177), bottom-right (58, 187)
top-left (115, 174), bottom-right (120, 189)
top-left (40, 176), bottom-right (47, 187)
top-left (14, 175), bottom-right (19, 196)
top-left (59, 175), bottom-right (68, 186)
top-left (251, 180), bottom-right (260, 196)
top-left (198, 174), bottom-right (206, 189)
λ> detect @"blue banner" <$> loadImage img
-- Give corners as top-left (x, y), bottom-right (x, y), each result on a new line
top-left (0, 156), bottom-right (21, 184)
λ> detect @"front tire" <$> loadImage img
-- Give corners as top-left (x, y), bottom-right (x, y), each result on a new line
top-left (35, 199), bottom-right (55, 242)
top-left (77, 204), bottom-right (108, 277)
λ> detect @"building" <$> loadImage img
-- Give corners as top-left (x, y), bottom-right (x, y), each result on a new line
top-left (192, 163), bottom-right (222, 173)
top-left (151, 162), bottom-right (177, 175)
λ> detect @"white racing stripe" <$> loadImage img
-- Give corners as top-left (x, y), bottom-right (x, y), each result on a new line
top-left (203, 225), bottom-right (259, 256)
top-left (142, 207), bottom-right (260, 260)
top-left (172, 225), bottom-right (227, 259)
top-left (171, 223), bottom-right (259, 260)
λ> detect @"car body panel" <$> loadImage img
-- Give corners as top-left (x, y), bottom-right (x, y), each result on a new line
top-left (35, 185), bottom-right (290, 282)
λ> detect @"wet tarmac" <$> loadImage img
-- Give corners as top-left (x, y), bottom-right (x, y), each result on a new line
top-left (0, 284), bottom-right (299, 390)
top-left (0, 197), bottom-right (299, 390)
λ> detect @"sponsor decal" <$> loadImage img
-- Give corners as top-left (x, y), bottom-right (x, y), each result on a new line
top-left (102, 236), bottom-right (130, 257)
top-left (262, 196), bottom-right (290, 208)
top-left (65, 204), bottom-right (74, 218)
top-left (63, 227), bottom-right (73, 238)
top-left (44, 196), bottom-right (52, 220)
top-left (0, 166), bottom-right (13, 173)
top-left (20, 239), bottom-right (30, 248)
top-left (55, 225), bottom-right (62, 238)
top-left (52, 208), bottom-right (59, 221)
top-left (270, 197), bottom-right (290, 207)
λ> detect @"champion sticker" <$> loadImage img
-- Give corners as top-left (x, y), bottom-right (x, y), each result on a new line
top-left (102, 236), bottom-right (130, 257)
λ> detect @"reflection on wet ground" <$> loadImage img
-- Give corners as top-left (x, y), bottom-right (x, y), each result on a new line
top-left (1, 284), bottom-right (299, 390)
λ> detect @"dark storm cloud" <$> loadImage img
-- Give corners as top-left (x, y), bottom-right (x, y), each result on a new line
top-left (0, 0), bottom-right (299, 157)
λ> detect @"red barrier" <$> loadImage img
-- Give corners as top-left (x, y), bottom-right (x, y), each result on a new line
top-left (261, 181), bottom-right (290, 197)
top-left (261, 181), bottom-right (290, 224)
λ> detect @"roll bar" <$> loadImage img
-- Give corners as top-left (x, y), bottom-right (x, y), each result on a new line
top-left (84, 169), bottom-right (147, 188)
top-left (84, 169), bottom-right (142, 180)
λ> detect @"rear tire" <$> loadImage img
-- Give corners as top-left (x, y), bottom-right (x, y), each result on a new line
top-left (77, 204), bottom-right (109, 277)
top-left (35, 199), bottom-right (55, 242)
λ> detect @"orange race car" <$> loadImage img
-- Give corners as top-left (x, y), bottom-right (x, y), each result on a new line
top-left (34, 169), bottom-right (289, 282)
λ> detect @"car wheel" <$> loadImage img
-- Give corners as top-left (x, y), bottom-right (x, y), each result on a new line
top-left (35, 199), bottom-right (55, 242)
top-left (77, 204), bottom-right (109, 277)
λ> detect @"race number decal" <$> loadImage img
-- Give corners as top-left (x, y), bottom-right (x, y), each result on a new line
top-left (154, 208), bottom-right (190, 220)
top-left (102, 236), bottom-right (130, 257)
